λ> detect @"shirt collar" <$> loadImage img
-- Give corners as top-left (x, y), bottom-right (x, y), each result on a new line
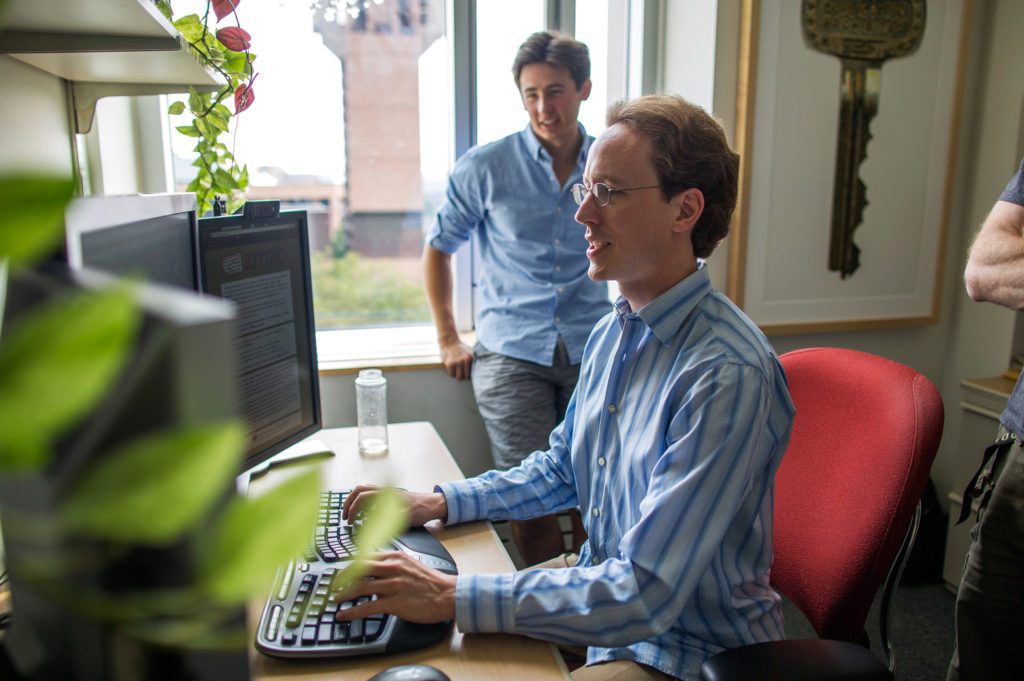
top-left (613, 267), bottom-right (713, 344)
top-left (520, 123), bottom-right (592, 165)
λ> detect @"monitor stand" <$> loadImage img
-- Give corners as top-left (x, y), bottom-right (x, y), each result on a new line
top-left (236, 437), bottom-right (334, 495)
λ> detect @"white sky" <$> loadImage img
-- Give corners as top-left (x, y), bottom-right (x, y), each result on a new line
top-left (170, 0), bottom-right (611, 185)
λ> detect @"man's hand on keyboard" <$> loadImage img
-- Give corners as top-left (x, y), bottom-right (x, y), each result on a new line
top-left (331, 551), bottom-right (456, 624)
top-left (343, 485), bottom-right (449, 527)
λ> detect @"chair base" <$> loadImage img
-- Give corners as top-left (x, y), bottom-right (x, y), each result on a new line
top-left (700, 639), bottom-right (893, 681)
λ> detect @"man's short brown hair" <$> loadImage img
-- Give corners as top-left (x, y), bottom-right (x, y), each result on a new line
top-left (512, 31), bottom-right (591, 91)
top-left (606, 95), bottom-right (739, 259)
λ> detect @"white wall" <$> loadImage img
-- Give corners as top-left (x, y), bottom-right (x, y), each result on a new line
top-left (319, 369), bottom-right (493, 478)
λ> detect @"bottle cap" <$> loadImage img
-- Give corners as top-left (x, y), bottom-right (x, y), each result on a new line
top-left (356, 368), bottom-right (385, 385)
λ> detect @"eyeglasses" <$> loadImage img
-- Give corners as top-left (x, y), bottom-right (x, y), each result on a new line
top-left (571, 182), bottom-right (662, 207)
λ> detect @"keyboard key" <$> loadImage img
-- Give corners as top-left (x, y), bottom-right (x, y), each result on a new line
top-left (264, 605), bottom-right (283, 641)
top-left (301, 626), bottom-right (318, 645)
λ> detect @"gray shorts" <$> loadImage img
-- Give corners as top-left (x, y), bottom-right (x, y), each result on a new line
top-left (471, 338), bottom-right (581, 470)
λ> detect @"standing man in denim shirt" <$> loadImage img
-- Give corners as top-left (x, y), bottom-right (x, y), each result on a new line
top-left (423, 31), bottom-right (610, 565)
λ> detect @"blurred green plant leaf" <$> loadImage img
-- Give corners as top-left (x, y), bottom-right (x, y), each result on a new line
top-left (59, 422), bottom-right (245, 543)
top-left (197, 469), bottom-right (321, 603)
top-left (330, 487), bottom-right (408, 592)
top-left (0, 285), bottom-right (137, 470)
top-left (0, 175), bottom-right (75, 266)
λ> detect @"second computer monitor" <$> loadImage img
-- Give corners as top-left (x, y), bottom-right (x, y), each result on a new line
top-left (196, 202), bottom-right (322, 473)
top-left (64, 193), bottom-right (199, 291)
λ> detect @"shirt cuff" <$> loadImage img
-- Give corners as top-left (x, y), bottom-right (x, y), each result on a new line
top-left (454, 573), bottom-right (516, 633)
top-left (435, 479), bottom-right (484, 525)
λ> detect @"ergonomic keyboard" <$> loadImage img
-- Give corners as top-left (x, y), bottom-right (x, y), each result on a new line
top-left (255, 489), bottom-right (458, 658)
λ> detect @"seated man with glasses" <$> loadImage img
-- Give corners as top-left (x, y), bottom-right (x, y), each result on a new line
top-left (341, 94), bottom-right (796, 681)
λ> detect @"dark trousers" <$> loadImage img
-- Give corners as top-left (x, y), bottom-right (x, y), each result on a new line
top-left (948, 426), bottom-right (1024, 680)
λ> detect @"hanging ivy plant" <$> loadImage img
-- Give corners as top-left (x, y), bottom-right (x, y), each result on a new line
top-left (156, 0), bottom-right (256, 216)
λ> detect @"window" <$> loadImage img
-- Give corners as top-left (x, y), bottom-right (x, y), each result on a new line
top-left (163, 0), bottom-right (636, 363)
top-left (168, 0), bottom-right (448, 336)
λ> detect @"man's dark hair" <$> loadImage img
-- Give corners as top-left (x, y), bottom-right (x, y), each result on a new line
top-left (512, 31), bottom-right (591, 90)
top-left (606, 95), bottom-right (739, 259)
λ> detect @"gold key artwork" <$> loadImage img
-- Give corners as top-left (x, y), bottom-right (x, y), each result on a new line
top-left (802, 0), bottom-right (926, 278)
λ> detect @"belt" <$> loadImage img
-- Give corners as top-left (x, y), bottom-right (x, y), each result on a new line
top-left (957, 428), bottom-right (1021, 525)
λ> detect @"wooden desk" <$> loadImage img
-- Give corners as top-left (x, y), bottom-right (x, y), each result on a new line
top-left (247, 421), bottom-right (570, 681)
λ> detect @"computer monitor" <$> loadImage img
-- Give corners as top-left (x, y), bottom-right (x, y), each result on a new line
top-left (196, 201), bottom-right (322, 473)
top-left (60, 194), bottom-right (323, 476)
top-left (63, 193), bottom-right (199, 291)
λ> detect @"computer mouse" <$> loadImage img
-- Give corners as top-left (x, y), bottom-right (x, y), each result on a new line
top-left (366, 664), bottom-right (451, 681)
top-left (367, 664), bottom-right (451, 681)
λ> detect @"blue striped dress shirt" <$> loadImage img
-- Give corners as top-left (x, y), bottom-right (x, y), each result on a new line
top-left (437, 267), bottom-right (795, 679)
top-left (424, 124), bottom-right (611, 366)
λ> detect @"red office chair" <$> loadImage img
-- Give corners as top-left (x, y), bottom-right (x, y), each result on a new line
top-left (700, 348), bottom-right (944, 681)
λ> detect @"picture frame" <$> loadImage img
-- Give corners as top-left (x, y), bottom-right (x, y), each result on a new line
top-left (727, 0), bottom-right (972, 334)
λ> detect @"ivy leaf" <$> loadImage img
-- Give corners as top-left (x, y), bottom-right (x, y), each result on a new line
top-left (223, 49), bottom-right (248, 75)
top-left (233, 82), bottom-right (254, 114)
top-left (214, 168), bottom-right (238, 191)
top-left (0, 285), bottom-right (137, 470)
top-left (173, 14), bottom-right (206, 43)
top-left (167, 101), bottom-right (186, 116)
top-left (175, 124), bottom-right (201, 138)
top-left (212, 0), bottom-right (241, 22)
top-left (194, 117), bottom-right (217, 140)
top-left (0, 175), bottom-right (75, 266)
top-left (216, 27), bottom-right (251, 52)
top-left (187, 87), bottom-right (205, 114)
top-left (208, 107), bottom-right (231, 134)
top-left (196, 469), bottom-right (321, 603)
top-left (59, 422), bottom-right (245, 544)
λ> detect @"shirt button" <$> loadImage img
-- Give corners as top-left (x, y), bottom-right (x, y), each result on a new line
top-left (592, 508), bottom-right (600, 517)
top-left (555, 316), bottom-right (561, 322)
top-left (592, 557), bottom-right (600, 565)
top-left (598, 457), bottom-right (606, 466)
top-left (558, 286), bottom-right (564, 293)
top-left (607, 404), bottom-right (616, 413)
top-left (554, 238), bottom-right (561, 245)
top-left (555, 266), bottom-right (562, 272)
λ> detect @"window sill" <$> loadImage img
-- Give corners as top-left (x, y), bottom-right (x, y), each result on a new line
top-left (316, 325), bottom-right (475, 374)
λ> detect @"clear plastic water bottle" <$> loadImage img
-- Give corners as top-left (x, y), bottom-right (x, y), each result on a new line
top-left (355, 368), bottom-right (388, 456)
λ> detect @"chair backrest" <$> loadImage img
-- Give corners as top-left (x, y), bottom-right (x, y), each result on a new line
top-left (772, 348), bottom-right (943, 643)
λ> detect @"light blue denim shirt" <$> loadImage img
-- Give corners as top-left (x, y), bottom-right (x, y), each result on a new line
top-left (438, 267), bottom-right (796, 680)
top-left (425, 124), bottom-right (611, 366)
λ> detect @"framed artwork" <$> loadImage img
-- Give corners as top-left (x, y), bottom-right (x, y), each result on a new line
top-left (727, 0), bottom-right (972, 333)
